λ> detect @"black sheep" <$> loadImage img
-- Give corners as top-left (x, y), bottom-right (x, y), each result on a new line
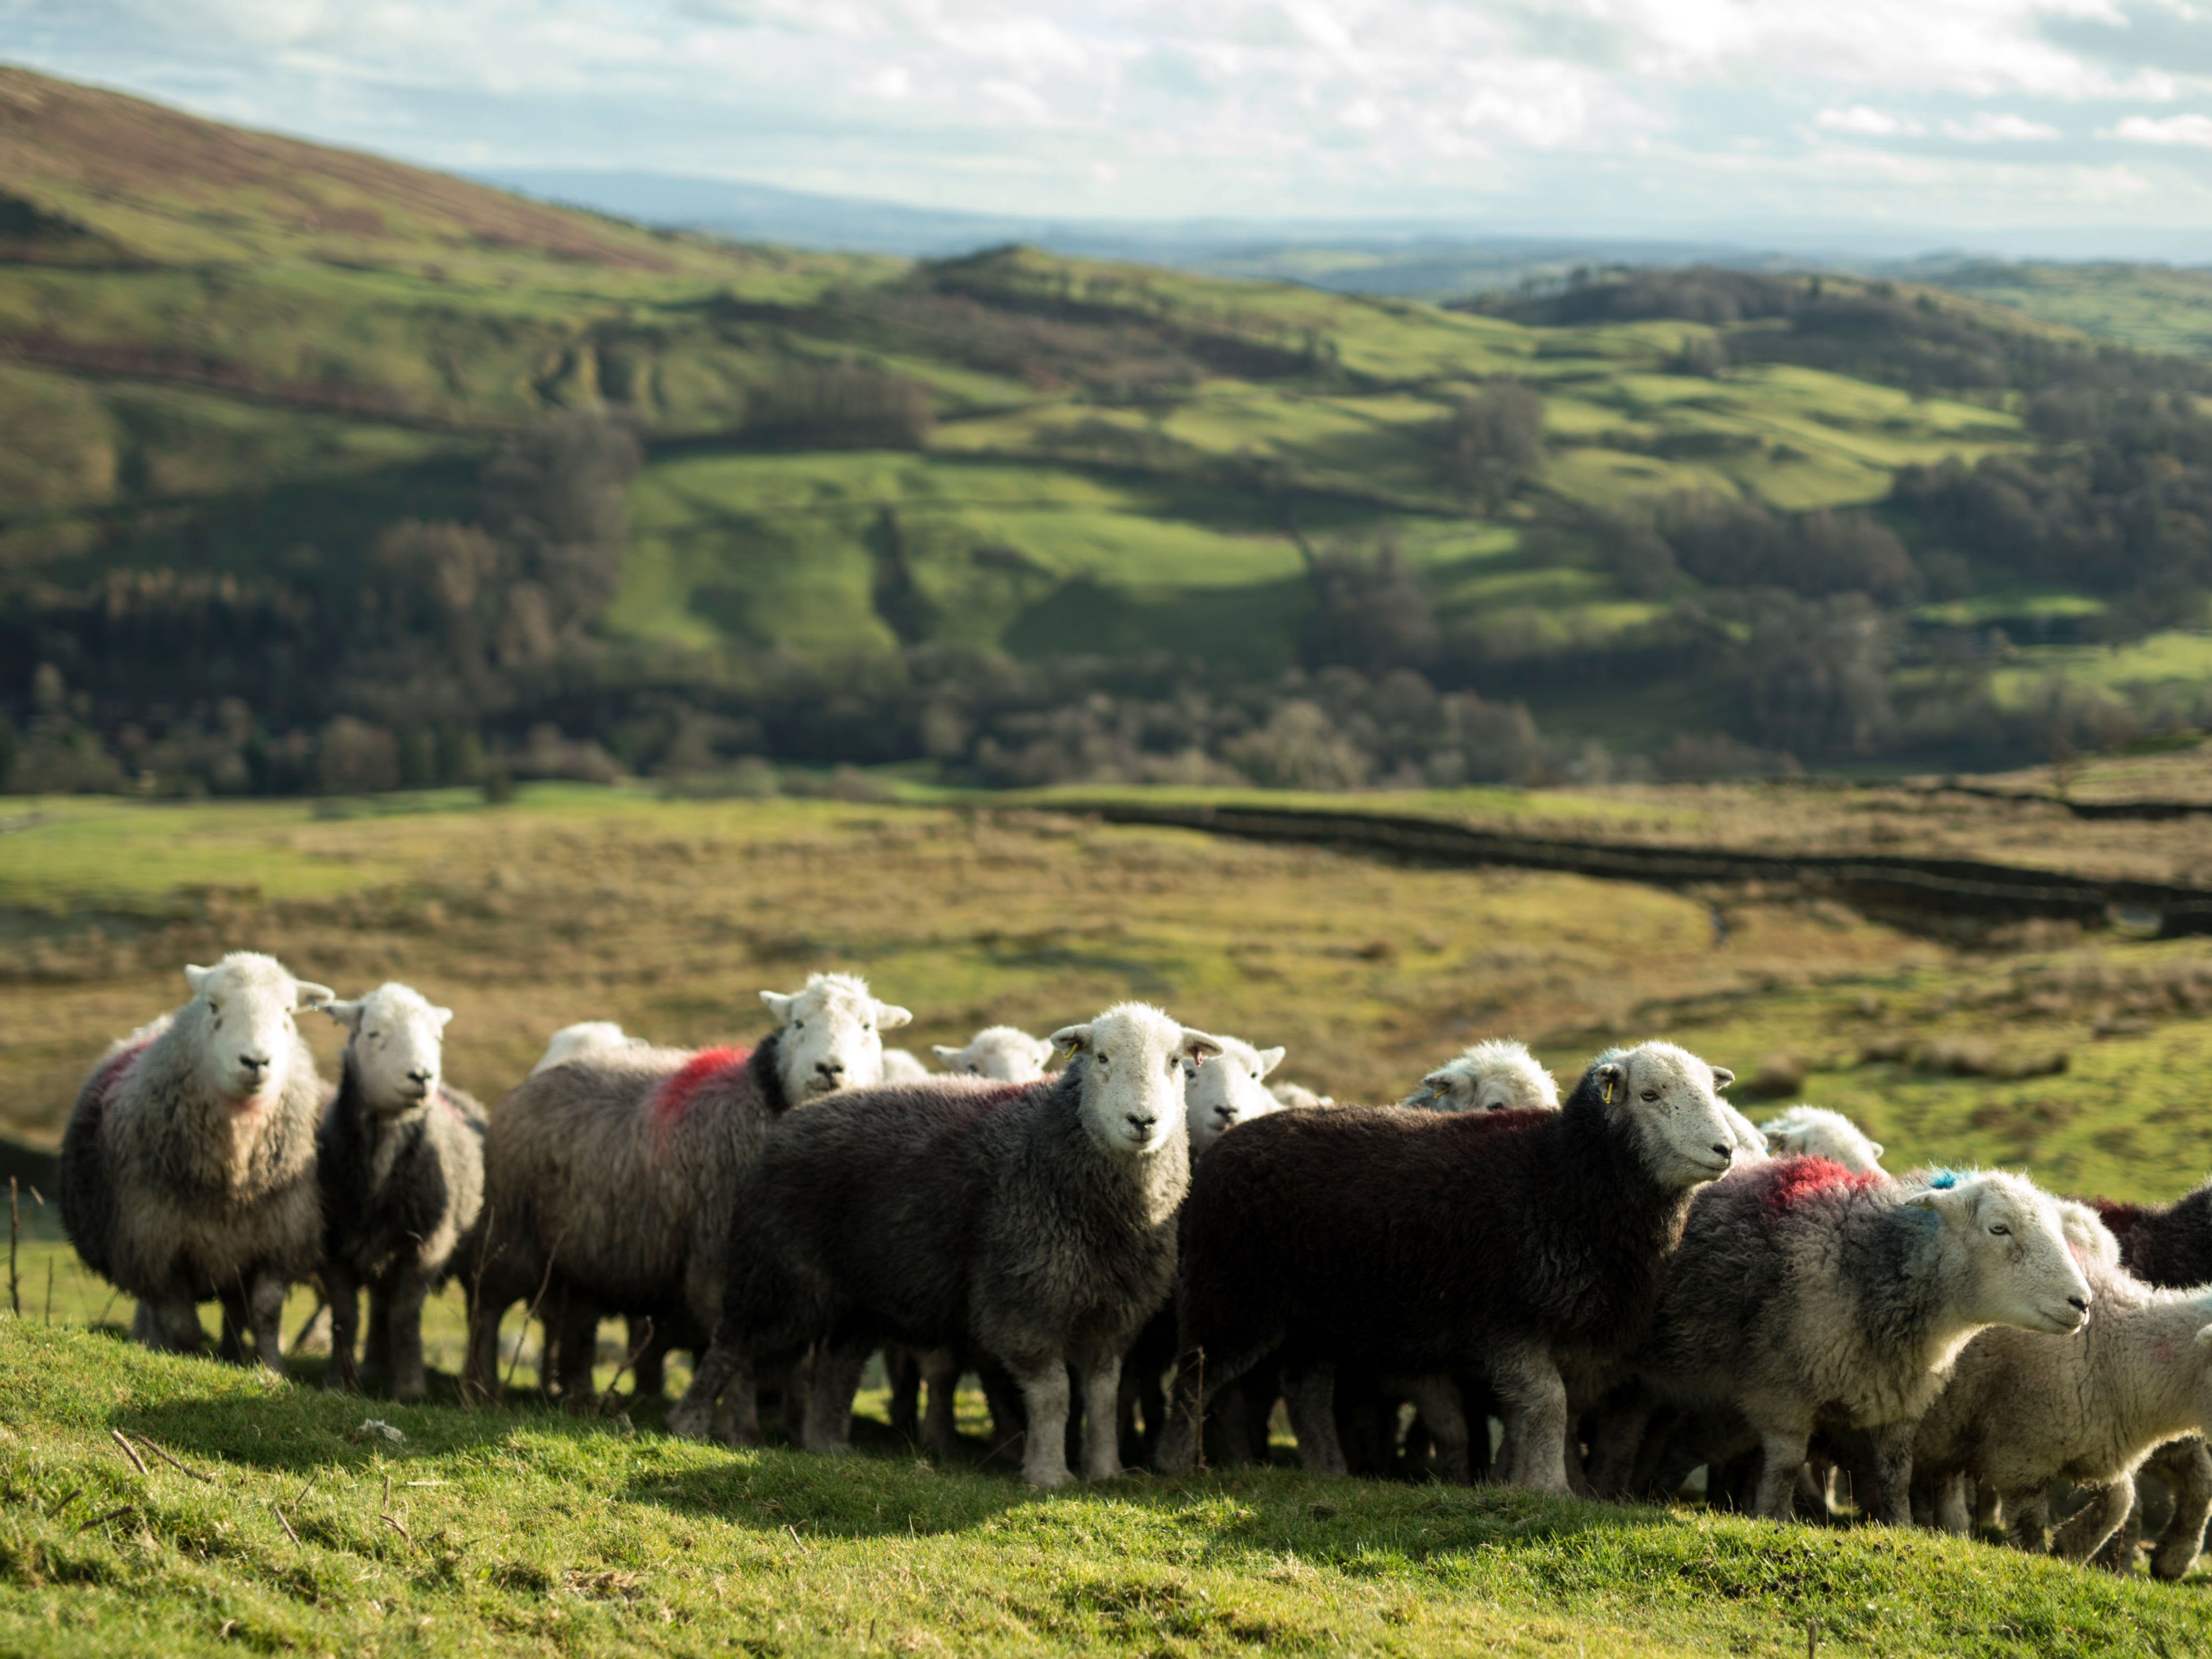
top-left (1153, 1041), bottom-right (1739, 1489)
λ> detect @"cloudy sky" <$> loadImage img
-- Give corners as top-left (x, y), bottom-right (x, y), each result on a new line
top-left (6, 0), bottom-right (2212, 251)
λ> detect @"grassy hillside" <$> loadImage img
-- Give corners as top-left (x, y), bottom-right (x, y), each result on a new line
top-left (1919, 260), bottom-right (2212, 361)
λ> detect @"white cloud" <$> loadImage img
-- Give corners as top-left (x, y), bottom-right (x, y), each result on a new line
top-left (1817, 105), bottom-right (1926, 136)
top-left (2111, 112), bottom-right (2212, 145)
top-left (1941, 111), bottom-right (2064, 139)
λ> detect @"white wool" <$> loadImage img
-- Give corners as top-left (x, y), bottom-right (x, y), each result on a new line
top-left (532, 1020), bottom-right (645, 1076)
top-left (1759, 1105), bottom-right (1885, 1174)
top-left (932, 1025), bottom-right (1056, 1082)
top-left (1403, 1038), bottom-right (1558, 1113)
top-left (1268, 1081), bottom-right (1335, 1110)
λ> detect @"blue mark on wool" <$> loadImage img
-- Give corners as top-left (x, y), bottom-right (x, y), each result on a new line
top-left (1925, 1169), bottom-right (1962, 1189)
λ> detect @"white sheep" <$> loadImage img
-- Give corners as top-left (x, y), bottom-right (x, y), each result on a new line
top-left (1401, 1037), bottom-right (1557, 1113)
top-left (932, 1025), bottom-right (1057, 1082)
top-left (532, 1021), bottom-right (647, 1076)
top-left (1183, 1034), bottom-right (1288, 1158)
top-left (1916, 1200), bottom-right (2212, 1568)
top-left (1758, 1105), bottom-right (1885, 1173)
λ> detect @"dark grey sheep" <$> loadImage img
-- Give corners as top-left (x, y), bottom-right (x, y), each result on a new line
top-left (316, 982), bottom-right (485, 1400)
top-left (57, 951), bottom-right (333, 1369)
top-left (464, 972), bottom-right (910, 1401)
top-left (1155, 1040), bottom-right (1741, 1490)
top-left (670, 1001), bottom-right (1222, 1488)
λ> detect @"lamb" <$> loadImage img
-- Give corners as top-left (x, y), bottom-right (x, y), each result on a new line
top-left (315, 983), bottom-right (486, 1400)
top-left (465, 971), bottom-right (910, 1402)
top-left (57, 952), bottom-right (334, 1368)
top-left (1183, 1034), bottom-right (1288, 1158)
top-left (532, 1021), bottom-right (647, 1075)
top-left (1628, 1162), bottom-right (2091, 1523)
top-left (1155, 1041), bottom-right (1741, 1490)
top-left (1758, 1105), bottom-right (1885, 1173)
top-left (1914, 1201), bottom-right (2212, 1572)
top-left (1400, 1038), bottom-right (1556, 1113)
top-left (933, 1026), bottom-right (1057, 1082)
top-left (669, 1002), bottom-right (1222, 1488)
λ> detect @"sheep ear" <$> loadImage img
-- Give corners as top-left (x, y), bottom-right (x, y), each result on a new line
top-left (876, 1002), bottom-right (914, 1031)
top-left (295, 981), bottom-right (336, 1009)
top-left (1708, 1066), bottom-right (1735, 1091)
top-left (1030, 1036), bottom-right (1058, 1064)
top-left (431, 1005), bottom-right (455, 1031)
top-left (1180, 1029), bottom-right (1226, 1064)
top-left (184, 964), bottom-right (213, 992)
top-left (320, 999), bottom-right (366, 1032)
top-left (1871, 1141), bottom-right (1885, 1158)
top-left (1050, 1024), bottom-right (1091, 1058)
top-left (930, 1045), bottom-right (962, 1063)
top-left (1593, 1061), bottom-right (1626, 1104)
top-left (761, 991), bottom-right (795, 1022)
top-left (1255, 1046), bottom-right (1287, 1079)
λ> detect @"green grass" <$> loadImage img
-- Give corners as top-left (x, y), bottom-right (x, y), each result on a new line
top-left (1925, 261), bottom-right (2212, 360)
top-left (3, 1322), bottom-right (2210, 1656)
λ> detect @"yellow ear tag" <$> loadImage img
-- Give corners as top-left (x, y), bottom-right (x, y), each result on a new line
top-left (1602, 1079), bottom-right (1614, 1105)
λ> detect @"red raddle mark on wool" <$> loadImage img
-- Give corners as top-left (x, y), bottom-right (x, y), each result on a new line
top-left (86, 1036), bottom-right (153, 1117)
top-left (650, 1046), bottom-right (748, 1128)
top-left (1761, 1155), bottom-right (1884, 1215)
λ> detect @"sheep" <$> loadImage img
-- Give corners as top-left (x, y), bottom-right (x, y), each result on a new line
top-left (57, 952), bottom-right (334, 1369)
top-left (315, 983), bottom-right (486, 1400)
top-left (1400, 1038), bottom-right (1556, 1113)
top-left (1758, 1105), bottom-right (1885, 1173)
top-left (1155, 1041), bottom-right (1741, 1491)
top-left (464, 971), bottom-right (910, 1404)
top-left (1268, 1081), bottom-right (1334, 1110)
top-left (532, 1021), bottom-right (646, 1076)
top-left (1183, 1034), bottom-right (1288, 1159)
top-left (882, 1049), bottom-right (933, 1084)
top-left (1914, 1202), bottom-right (2212, 1570)
top-left (1627, 1162), bottom-right (2091, 1524)
top-left (669, 1002), bottom-right (1222, 1488)
top-left (933, 1025), bottom-right (1057, 1082)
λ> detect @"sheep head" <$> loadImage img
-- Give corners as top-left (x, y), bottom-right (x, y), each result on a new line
top-left (761, 973), bottom-right (911, 1100)
top-left (324, 982), bottom-right (453, 1115)
top-left (1911, 1170), bottom-right (2090, 1336)
top-left (932, 1025), bottom-right (1056, 1082)
top-left (1587, 1042), bottom-right (1738, 1191)
top-left (1759, 1105), bottom-right (1885, 1173)
top-left (182, 952), bottom-right (332, 1110)
top-left (1053, 1004), bottom-right (1222, 1156)
top-left (1183, 1034), bottom-right (1285, 1158)
top-left (1406, 1038), bottom-right (1558, 1113)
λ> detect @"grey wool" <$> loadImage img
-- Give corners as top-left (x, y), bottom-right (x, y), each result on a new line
top-left (57, 952), bottom-right (333, 1369)
top-left (316, 983), bottom-right (486, 1400)
top-left (1629, 1160), bottom-right (2092, 1523)
top-left (670, 1002), bottom-right (1220, 1488)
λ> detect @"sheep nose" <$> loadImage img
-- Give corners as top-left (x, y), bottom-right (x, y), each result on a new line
top-left (2068, 1295), bottom-right (2090, 1312)
top-left (239, 1053), bottom-right (269, 1073)
top-left (408, 1067), bottom-right (432, 1083)
top-left (816, 1060), bottom-right (844, 1079)
top-left (1711, 1142), bottom-right (1732, 1159)
top-left (1126, 1113), bottom-right (1157, 1135)
top-left (1214, 1107), bottom-right (1237, 1123)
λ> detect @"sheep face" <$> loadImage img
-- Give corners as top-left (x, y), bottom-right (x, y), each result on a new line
top-left (761, 973), bottom-right (912, 1100)
top-left (324, 983), bottom-right (453, 1115)
top-left (532, 1020), bottom-right (636, 1076)
top-left (1759, 1105), bottom-right (1884, 1174)
top-left (1915, 1172), bottom-right (2091, 1336)
top-left (1053, 1003), bottom-right (1223, 1156)
top-left (1182, 1035), bottom-right (1285, 1158)
top-left (1591, 1042), bottom-right (1738, 1190)
top-left (182, 953), bottom-right (332, 1108)
top-left (932, 1026), bottom-right (1056, 1082)
top-left (1406, 1038), bottom-right (1558, 1113)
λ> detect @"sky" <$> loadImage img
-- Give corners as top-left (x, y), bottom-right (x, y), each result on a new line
top-left (6, 0), bottom-right (2212, 251)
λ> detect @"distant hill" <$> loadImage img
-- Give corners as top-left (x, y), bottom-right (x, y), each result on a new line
top-left (5, 65), bottom-right (2212, 797)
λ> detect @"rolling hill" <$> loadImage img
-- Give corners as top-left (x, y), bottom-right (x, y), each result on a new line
top-left (4, 64), bottom-right (2210, 791)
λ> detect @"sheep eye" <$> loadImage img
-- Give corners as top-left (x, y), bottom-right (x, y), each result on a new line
top-left (1640, 1089), bottom-right (1659, 1102)
top-left (1989, 1224), bottom-right (2011, 1237)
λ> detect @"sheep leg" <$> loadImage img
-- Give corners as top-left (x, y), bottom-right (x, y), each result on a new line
top-left (1283, 1364), bottom-right (1351, 1477)
top-left (803, 1342), bottom-right (868, 1455)
top-left (1865, 1421), bottom-right (1917, 1528)
top-left (920, 1348), bottom-right (962, 1459)
top-left (1401, 1375), bottom-right (1473, 1485)
top-left (1212, 1385), bottom-right (1254, 1468)
top-left (1490, 1343), bottom-right (1572, 1494)
top-left (2151, 1439), bottom-right (2212, 1581)
top-left (361, 1283), bottom-right (394, 1386)
top-left (146, 1294), bottom-right (204, 1354)
top-left (628, 1318), bottom-right (668, 1401)
top-left (2001, 1489), bottom-right (2050, 1554)
top-left (1750, 1427), bottom-right (1813, 1523)
top-left (2051, 1481), bottom-right (2135, 1564)
top-left (1009, 1357), bottom-right (1076, 1489)
top-left (1153, 1338), bottom-right (1272, 1475)
top-left (385, 1266), bottom-right (433, 1402)
top-left (1934, 1472), bottom-right (1972, 1536)
top-left (885, 1343), bottom-right (922, 1441)
top-left (323, 1263), bottom-right (362, 1393)
top-left (1080, 1357), bottom-right (1126, 1481)
top-left (217, 1287), bottom-right (250, 1364)
top-left (556, 1295), bottom-right (601, 1410)
top-left (1586, 1387), bottom-right (1657, 1500)
top-left (668, 1332), bottom-right (755, 1444)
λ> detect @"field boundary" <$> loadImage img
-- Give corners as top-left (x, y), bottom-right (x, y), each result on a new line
top-left (1056, 798), bottom-right (2212, 936)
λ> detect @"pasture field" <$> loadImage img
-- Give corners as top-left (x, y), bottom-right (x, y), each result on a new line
top-left (10, 782), bottom-right (2212, 1652)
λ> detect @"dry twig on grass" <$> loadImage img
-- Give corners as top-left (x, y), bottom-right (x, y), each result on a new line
top-left (108, 1427), bottom-right (148, 1477)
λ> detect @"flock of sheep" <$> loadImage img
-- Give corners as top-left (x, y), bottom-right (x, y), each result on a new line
top-left (53, 950), bottom-right (2212, 1581)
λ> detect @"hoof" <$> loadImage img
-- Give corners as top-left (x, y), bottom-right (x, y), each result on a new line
top-left (666, 1404), bottom-right (712, 1441)
top-left (1025, 1466), bottom-right (1077, 1490)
